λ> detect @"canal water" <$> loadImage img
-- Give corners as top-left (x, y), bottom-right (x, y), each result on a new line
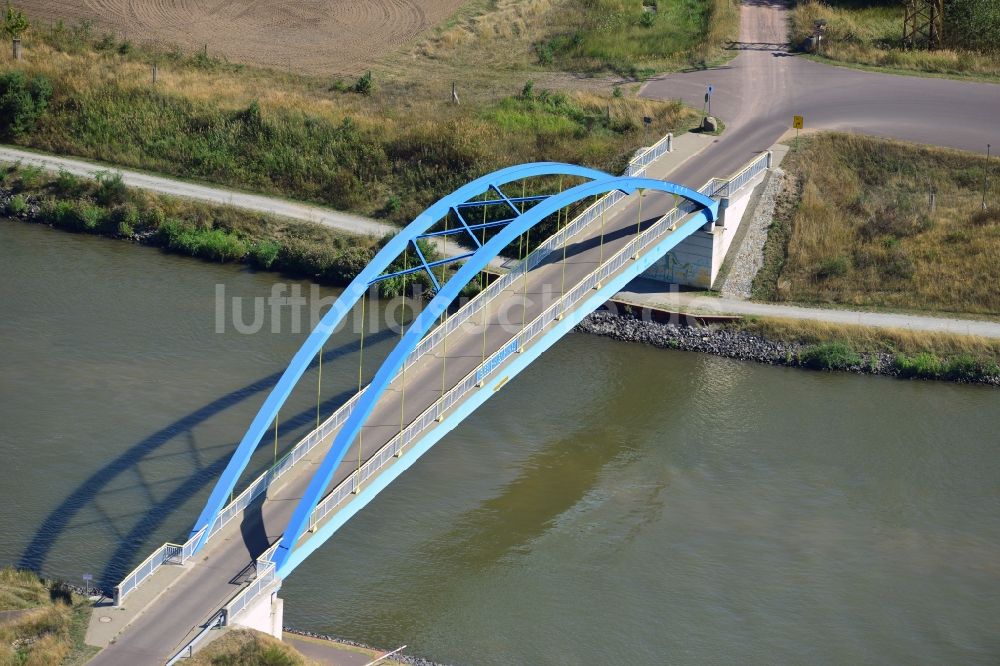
top-left (1, 220), bottom-right (998, 664)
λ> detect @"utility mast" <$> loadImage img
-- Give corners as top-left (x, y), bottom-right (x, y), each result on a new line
top-left (902, 0), bottom-right (944, 49)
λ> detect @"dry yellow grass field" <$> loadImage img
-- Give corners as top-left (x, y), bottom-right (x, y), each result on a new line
top-left (0, 568), bottom-right (97, 666)
top-left (735, 317), bottom-right (1000, 364)
top-left (756, 134), bottom-right (1000, 318)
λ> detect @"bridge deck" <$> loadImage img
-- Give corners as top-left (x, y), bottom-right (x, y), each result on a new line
top-left (90, 171), bottom-right (706, 664)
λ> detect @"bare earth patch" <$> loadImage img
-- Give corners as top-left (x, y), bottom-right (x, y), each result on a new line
top-left (15, 0), bottom-right (468, 74)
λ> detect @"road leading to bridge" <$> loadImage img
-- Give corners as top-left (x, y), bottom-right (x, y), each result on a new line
top-left (641, 0), bottom-right (1000, 190)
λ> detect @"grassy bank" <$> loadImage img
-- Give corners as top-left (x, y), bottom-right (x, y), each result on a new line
top-left (730, 317), bottom-right (1000, 381)
top-left (0, 18), bottom-right (701, 227)
top-left (753, 133), bottom-right (1000, 317)
top-left (790, 0), bottom-right (1000, 81)
top-left (188, 630), bottom-right (310, 666)
top-left (0, 162), bottom-right (427, 290)
top-left (532, 0), bottom-right (740, 78)
top-left (0, 567), bottom-right (97, 666)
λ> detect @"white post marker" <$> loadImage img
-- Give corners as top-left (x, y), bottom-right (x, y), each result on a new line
top-left (706, 84), bottom-right (714, 116)
top-left (364, 645), bottom-right (408, 666)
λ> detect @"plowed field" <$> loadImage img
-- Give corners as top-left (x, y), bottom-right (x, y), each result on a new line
top-left (19, 0), bottom-right (465, 73)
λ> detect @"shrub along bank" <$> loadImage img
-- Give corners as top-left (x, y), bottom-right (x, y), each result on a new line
top-left (0, 163), bottom-right (444, 295)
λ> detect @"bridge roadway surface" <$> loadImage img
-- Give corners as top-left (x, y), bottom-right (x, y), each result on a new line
top-left (87, 153), bottom-right (705, 666)
top-left (89, 1), bottom-right (1000, 662)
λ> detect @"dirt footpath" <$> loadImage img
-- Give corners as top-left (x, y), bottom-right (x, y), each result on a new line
top-left (18, 0), bottom-right (465, 74)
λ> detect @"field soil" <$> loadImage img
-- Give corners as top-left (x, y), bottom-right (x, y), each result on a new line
top-left (15, 0), bottom-right (466, 74)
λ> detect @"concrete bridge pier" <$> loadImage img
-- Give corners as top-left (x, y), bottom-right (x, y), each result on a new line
top-left (231, 582), bottom-right (283, 640)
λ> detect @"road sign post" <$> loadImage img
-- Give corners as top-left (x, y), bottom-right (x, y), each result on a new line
top-left (706, 85), bottom-right (714, 117)
top-left (983, 143), bottom-right (992, 211)
top-left (792, 115), bottom-right (804, 151)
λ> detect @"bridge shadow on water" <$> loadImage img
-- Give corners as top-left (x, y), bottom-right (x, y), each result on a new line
top-left (18, 327), bottom-right (401, 589)
top-left (321, 412), bottom-right (668, 640)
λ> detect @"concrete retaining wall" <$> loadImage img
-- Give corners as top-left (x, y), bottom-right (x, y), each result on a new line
top-left (642, 170), bottom-right (767, 289)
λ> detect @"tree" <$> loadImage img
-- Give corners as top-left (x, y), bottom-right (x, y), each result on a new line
top-left (3, 5), bottom-right (28, 60)
top-left (0, 70), bottom-right (51, 137)
top-left (945, 0), bottom-right (1000, 53)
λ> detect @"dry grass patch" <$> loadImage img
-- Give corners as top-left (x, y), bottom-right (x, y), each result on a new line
top-left (407, 0), bottom-right (740, 83)
top-left (0, 568), bottom-right (97, 666)
top-left (188, 629), bottom-right (311, 666)
top-left (756, 133), bottom-right (1000, 317)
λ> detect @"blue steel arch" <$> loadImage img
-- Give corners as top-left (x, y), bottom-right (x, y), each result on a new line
top-left (189, 162), bottom-right (612, 552)
top-left (271, 176), bottom-right (717, 574)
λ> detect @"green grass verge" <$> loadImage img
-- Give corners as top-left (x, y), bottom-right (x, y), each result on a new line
top-left (536, 0), bottom-right (739, 77)
top-left (728, 316), bottom-right (1000, 381)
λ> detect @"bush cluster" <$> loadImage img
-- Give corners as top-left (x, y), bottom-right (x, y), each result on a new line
top-left (946, 0), bottom-right (1000, 53)
top-left (799, 341), bottom-right (862, 370)
top-left (1, 164), bottom-right (388, 286)
top-left (0, 70), bottom-right (52, 137)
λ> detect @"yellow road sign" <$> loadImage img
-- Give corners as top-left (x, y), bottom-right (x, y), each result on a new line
top-left (792, 115), bottom-right (804, 130)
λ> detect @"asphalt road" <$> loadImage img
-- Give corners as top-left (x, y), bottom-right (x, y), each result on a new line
top-left (641, 0), bottom-right (1000, 189)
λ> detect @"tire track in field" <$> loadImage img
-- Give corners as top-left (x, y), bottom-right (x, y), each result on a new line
top-left (20, 0), bottom-right (460, 74)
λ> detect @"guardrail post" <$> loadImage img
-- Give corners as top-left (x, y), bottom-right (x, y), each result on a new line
top-left (113, 587), bottom-right (121, 607)
top-left (666, 133), bottom-right (673, 153)
top-left (765, 150), bottom-right (773, 169)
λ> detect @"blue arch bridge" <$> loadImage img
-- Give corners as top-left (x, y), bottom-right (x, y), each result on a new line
top-left (94, 136), bottom-right (771, 664)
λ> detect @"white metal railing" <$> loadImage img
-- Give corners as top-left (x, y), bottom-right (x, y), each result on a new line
top-left (152, 145), bottom-right (772, 659)
top-left (114, 134), bottom-right (766, 607)
top-left (223, 540), bottom-right (281, 621)
top-left (707, 151), bottom-right (771, 199)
